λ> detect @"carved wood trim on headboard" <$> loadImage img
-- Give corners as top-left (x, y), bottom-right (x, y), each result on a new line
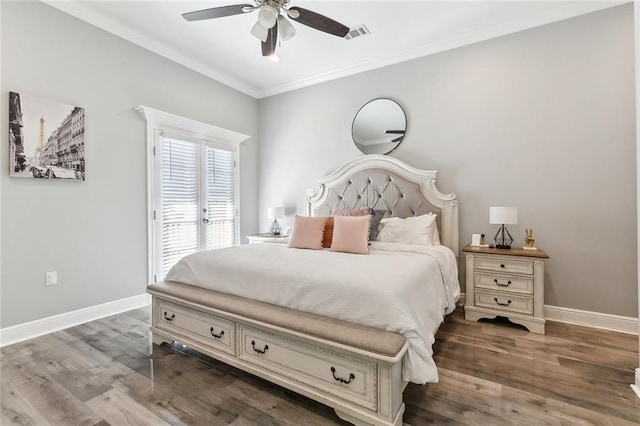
top-left (307, 155), bottom-right (459, 256)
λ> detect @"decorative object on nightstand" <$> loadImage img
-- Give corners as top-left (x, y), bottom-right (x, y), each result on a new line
top-left (489, 206), bottom-right (517, 249)
top-left (463, 245), bottom-right (548, 334)
top-left (267, 206), bottom-right (284, 235)
top-left (524, 229), bottom-right (536, 250)
top-left (471, 233), bottom-right (489, 247)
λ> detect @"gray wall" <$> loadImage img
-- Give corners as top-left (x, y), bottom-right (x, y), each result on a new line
top-left (257, 4), bottom-right (637, 317)
top-left (0, 1), bottom-right (259, 328)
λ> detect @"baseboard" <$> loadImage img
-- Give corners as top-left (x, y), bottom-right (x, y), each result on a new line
top-left (544, 304), bottom-right (638, 335)
top-left (0, 293), bottom-right (151, 347)
top-left (631, 369), bottom-right (640, 399)
top-left (459, 293), bottom-right (638, 335)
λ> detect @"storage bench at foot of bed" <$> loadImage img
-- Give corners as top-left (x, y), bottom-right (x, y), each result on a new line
top-left (148, 281), bottom-right (409, 426)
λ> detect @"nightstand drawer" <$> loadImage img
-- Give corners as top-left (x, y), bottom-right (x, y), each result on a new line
top-left (475, 272), bottom-right (534, 294)
top-left (475, 257), bottom-right (534, 275)
top-left (475, 290), bottom-right (533, 315)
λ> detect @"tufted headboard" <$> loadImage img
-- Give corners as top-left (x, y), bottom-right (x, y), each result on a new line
top-left (307, 155), bottom-right (459, 256)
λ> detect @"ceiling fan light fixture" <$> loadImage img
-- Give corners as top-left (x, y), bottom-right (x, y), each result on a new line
top-left (257, 4), bottom-right (278, 29)
top-left (269, 54), bottom-right (280, 62)
top-left (278, 16), bottom-right (296, 41)
top-left (250, 21), bottom-right (269, 42)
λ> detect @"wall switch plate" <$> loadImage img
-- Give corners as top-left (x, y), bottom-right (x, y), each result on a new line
top-left (46, 271), bottom-right (58, 286)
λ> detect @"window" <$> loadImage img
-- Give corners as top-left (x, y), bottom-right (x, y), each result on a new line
top-left (157, 136), bottom-right (236, 278)
top-left (137, 106), bottom-right (249, 283)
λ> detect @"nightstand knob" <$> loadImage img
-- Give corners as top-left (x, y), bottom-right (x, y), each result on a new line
top-left (500, 264), bottom-right (505, 268)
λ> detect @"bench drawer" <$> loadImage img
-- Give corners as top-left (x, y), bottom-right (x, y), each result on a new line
top-left (156, 300), bottom-right (235, 355)
top-left (238, 325), bottom-right (377, 411)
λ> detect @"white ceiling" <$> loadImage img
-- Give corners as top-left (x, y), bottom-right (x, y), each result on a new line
top-left (44, 1), bottom-right (625, 99)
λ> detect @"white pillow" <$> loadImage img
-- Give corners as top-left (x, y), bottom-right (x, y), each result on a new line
top-left (377, 213), bottom-right (440, 246)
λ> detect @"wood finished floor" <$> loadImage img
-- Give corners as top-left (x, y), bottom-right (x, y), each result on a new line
top-left (1, 306), bottom-right (638, 425)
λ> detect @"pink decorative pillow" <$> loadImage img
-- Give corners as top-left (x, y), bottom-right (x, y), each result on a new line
top-left (331, 207), bottom-right (368, 217)
top-left (331, 207), bottom-right (384, 241)
top-left (288, 216), bottom-right (327, 250)
top-left (330, 215), bottom-right (371, 255)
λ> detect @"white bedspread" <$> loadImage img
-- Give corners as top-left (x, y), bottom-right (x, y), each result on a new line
top-left (165, 242), bottom-right (460, 384)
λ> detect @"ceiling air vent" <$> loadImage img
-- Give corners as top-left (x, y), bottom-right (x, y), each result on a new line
top-left (345, 25), bottom-right (370, 40)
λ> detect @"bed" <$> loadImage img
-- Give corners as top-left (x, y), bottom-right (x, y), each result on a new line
top-left (147, 154), bottom-right (459, 426)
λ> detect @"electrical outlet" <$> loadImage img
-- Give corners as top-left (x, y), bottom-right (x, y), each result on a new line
top-left (306, 187), bottom-right (315, 198)
top-left (46, 271), bottom-right (58, 286)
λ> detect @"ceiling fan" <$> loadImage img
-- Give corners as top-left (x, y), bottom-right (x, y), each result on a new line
top-left (182, 0), bottom-right (350, 58)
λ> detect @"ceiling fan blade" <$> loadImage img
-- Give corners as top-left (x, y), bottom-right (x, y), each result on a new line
top-left (385, 130), bottom-right (406, 135)
top-left (182, 4), bottom-right (254, 22)
top-left (262, 23), bottom-right (278, 57)
top-left (287, 7), bottom-right (349, 38)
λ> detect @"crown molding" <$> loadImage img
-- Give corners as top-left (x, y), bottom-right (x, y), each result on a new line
top-left (41, 0), bottom-right (261, 98)
top-left (41, 0), bottom-right (626, 99)
top-left (257, 1), bottom-right (626, 98)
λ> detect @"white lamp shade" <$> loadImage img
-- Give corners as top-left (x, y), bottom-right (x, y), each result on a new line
top-left (267, 206), bottom-right (285, 219)
top-left (278, 16), bottom-right (296, 41)
top-left (257, 4), bottom-right (278, 28)
top-left (250, 21), bottom-right (269, 42)
top-left (489, 206), bottom-right (518, 225)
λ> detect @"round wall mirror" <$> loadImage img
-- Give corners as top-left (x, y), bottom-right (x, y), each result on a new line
top-left (352, 98), bottom-right (407, 155)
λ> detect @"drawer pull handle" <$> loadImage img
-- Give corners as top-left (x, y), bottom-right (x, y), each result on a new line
top-left (251, 340), bottom-right (269, 354)
top-left (163, 312), bottom-right (175, 321)
top-left (500, 264), bottom-right (505, 268)
top-left (210, 327), bottom-right (224, 339)
top-left (493, 298), bottom-right (512, 307)
top-left (330, 367), bottom-right (355, 384)
top-left (493, 279), bottom-right (512, 287)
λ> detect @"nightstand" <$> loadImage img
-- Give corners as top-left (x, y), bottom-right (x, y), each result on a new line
top-left (463, 245), bottom-right (549, 334)
top-left (246, 233), bottom-right (290, 244)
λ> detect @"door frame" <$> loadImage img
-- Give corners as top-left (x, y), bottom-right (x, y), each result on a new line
top-left (137, 106), bottom-right (249, 283)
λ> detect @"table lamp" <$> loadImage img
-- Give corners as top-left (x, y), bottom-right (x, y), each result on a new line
top-left (267, 206), bottom-right (284, 235)
top-left (489, 206), bottom-right (517, 249)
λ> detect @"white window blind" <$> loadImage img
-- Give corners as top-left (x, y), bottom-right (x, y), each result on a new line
top-left (158, 137), bottom-right (237, 279)
top-left (206, 146), bottom-right (236, 250)
top-left (160, 138), bottom-right (199, 278)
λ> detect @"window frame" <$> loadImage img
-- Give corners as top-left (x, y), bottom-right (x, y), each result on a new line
top-left (137, 106), bottom-right (249, 283)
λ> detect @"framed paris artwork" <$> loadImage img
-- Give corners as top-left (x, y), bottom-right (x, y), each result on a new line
top-left (9, 91), bottom-right (85, 180)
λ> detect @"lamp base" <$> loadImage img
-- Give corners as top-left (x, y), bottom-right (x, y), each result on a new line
top-left (493, 225), bottom-right (513, 250)
top-left (269, 219), bottom-right (281, 236)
